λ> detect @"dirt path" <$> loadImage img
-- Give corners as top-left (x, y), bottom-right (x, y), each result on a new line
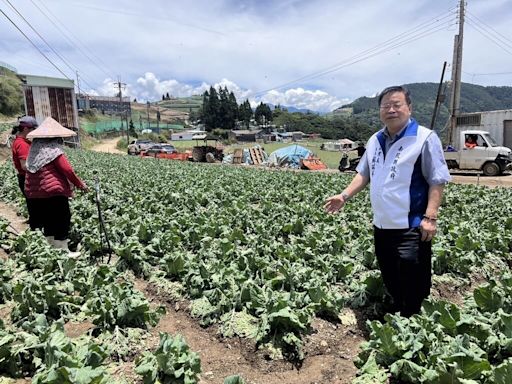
top-left (0, 201), bottom-right (27, 235)
top-left (328, 169), bottom-right (512, 188)
top-left (89, 137), bottom-right (125, 154)
top-left (449, 172), bottom-right (512, 188)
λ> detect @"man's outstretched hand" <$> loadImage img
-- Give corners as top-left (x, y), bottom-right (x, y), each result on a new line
top-left (324, 194), bottom-right (346, 214)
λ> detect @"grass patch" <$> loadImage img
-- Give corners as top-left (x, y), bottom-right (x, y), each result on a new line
top-left (117, 137), bottom-right (128, 151)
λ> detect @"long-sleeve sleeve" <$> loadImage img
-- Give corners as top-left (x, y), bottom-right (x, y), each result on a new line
top-left (54, 154), bottom-right (86, 189)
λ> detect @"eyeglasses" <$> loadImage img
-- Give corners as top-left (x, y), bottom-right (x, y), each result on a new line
top-left (379, 102), bottom-right (406, 110)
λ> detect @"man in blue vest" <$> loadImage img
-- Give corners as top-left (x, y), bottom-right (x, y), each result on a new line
top-left (324, 85), bottom-right (451, 317)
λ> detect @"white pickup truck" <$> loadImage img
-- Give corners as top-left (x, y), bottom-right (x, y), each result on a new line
top-left (444, 130), bottom-right (512, 176)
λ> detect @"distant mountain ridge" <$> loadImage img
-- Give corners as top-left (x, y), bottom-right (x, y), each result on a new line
top-left (268, 104), bottom-right (318, 114)
top-left (335, 82), bottom-right (512, 132)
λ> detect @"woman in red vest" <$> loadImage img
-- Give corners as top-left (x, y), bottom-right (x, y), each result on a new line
top-left (25, 117), bottom-right (88, 256)
top-left (11, 116), bottom-right (38, 223)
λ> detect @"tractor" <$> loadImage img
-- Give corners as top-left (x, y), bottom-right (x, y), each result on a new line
top-left (191, 134), bottom-right (224, 162)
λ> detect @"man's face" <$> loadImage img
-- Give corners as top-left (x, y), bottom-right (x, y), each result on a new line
top-left (379, 91), bottom-right (411, 134)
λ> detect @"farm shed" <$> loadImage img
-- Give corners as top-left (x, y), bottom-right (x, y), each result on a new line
top-left (277, 131), bottom-right (305, 141)
top-left (228, 130), bottom-right (263, 142)
top-left (323, 138), bottom-right (355, 151)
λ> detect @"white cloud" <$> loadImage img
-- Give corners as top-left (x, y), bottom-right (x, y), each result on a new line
top-left (133, 72), bottom-right (206, 101)
top-left (2, 0), bottom-right (511, 111)
top-left (257, 88), bottom-right (348, 112)
top-left (109, 73), bottom-right (347, 112)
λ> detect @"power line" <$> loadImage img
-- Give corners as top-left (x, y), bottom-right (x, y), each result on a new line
top-left (30, 0), bottom-right (114, 80)
top-left (3, 0), bottom-right (99, 92)
top-left (3, 0), bottom-right (77, 74)
top-left (465, 15), bottom-right (512, 51)
top-left (465, 18), bottom-right (512, 56)
top-left (462, 70), bottom-right (512, 76)
top-left (0, 8), bottom-right (70, 79)
top-left (254, 9), bottom-right (457, 96)
top-left (466, 10), bottom-right (512, 46)
top-left (63, 1), bottom-right (226, 36)
top-left (309, 21), bottom-right (455, 82)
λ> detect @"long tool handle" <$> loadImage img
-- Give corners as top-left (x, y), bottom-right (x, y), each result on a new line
top-left (94, 173), bottom-right (112, 263)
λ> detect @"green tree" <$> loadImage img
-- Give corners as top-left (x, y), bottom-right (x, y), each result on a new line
top-left (129, 119), bottom-right (137, 137)
top-left (204, 86), bottom-right (220, 131)
top-left (254, 102), bottom-right (272, 127)
top-left (0, 76), bottom-right (23, 116)
top-left (201, 90), bottom-right (209, 124)
top-left (219, 86), bottom-right (229, 128)
top-left (228, 91), bottom-right (238, 129)
top-left (238, 99), bottom-right (252, 129)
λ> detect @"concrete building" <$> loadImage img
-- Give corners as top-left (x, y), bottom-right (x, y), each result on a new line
top-left (19, 74), bottom-right (79, 132)
top-left (77, 94), bottom-right (131, 115)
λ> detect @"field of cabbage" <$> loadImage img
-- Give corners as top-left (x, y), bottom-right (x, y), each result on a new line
top-left (0, 149), bottom-right (512, 383)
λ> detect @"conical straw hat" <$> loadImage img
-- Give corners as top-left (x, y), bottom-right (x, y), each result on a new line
top-left (27, 116), bottom-right (77, 138)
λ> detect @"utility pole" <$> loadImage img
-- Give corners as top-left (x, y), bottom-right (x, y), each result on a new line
top-left (431, 61), bottom-right (447, 132)
top-left (156, 107), bottom-right (160, 134)
top-left (75, 71), bottom-right (81, 96)
top-left (113, 77), bottom-right (129, 143)
top-left (448, 0), bottom-right (465, 145)
top-left (146, 101), bottom-right (150, 130)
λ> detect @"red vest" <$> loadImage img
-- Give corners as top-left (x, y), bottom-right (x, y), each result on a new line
top-left (25, 161), bottom-right (72, 198)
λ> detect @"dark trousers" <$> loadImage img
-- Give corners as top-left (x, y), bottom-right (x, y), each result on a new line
top-left (17, 174), bottom-right (36, 226)
top-left (30, 196), bottom-right (71, 240)
top-left (374, 226), bottom-right (432, 317)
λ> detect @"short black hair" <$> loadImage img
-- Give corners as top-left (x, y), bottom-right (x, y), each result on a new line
top-left (377, 85), bottom-right (412, 106)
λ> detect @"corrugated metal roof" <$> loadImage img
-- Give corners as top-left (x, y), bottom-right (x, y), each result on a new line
top-left (232, 130), bottom-right (262, 135)
top-left (20, 74), bottom-right (74, 88)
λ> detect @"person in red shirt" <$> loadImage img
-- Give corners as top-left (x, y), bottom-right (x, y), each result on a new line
top-left (11, 116), bottom-right (38, 223)
top-left (465, 135), bottom-right (477, 149)
top-left (25, 117), bottom-right (88, 257)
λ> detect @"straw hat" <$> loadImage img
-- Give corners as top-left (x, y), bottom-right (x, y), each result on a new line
top-left (27, 116), bottom-right (77, 139)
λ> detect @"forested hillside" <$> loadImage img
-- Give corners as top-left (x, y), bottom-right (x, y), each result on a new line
top-left (0, 67), bottom-right (23, 116)
top-left (339, 82), bottom-right (512, 135)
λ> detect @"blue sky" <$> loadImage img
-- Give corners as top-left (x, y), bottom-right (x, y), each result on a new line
top-left (1, 0), bottom-right (511, 112)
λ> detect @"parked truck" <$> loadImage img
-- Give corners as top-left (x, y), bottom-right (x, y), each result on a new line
top-left (454, 109), bottom-right (512, 148)
top-left (444, 130), bottom-right (512, 176)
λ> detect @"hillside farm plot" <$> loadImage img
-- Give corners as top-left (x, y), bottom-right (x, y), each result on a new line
top-left (0, 150), bottom-right (512, 383)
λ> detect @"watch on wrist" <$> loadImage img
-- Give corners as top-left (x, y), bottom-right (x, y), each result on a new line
top-left (341, 192), bottom-right (350, 202)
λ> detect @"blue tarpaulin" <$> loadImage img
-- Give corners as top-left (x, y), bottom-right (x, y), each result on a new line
top-left (267, 145), bottom-right (313, 168)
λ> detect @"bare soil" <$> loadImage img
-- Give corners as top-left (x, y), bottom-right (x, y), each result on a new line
top-left (449, 171), bottom-right (512, 188)
top-left (89, 137), bottom-right (126, 154)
